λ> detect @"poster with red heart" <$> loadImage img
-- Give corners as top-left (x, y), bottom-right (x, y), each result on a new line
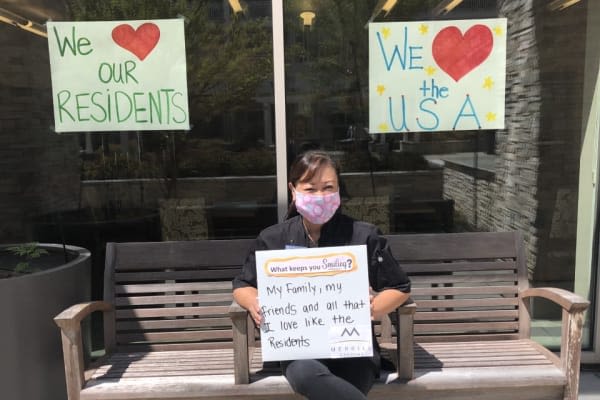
top-left (47, 19), bottom-right (189, 133)
top-left (369, 18), bottom-right (506, 133)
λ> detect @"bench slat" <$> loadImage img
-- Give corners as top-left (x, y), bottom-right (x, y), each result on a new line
top-left (116, 330), bottom-right (233, 343)
top-left (414, 310), bottom-right (518, 321)
top-left (116, 305), bottom-right (230, 319)
top-left (416, 359), bottom-right (553, 368)
top-left (415, 349), bottom-right (537, 357)
top-left (115, 270), bottom-right (241, 282)
top-left (411, 333), bottom-right (522, 342)
top-left (116, 342), bottom-right (235, 352)
top-left (94, 368), bottom-right (238, 378)
top-left (414, 321), bottom-right (518, 333)
top-left (109, 349), bottom-right (235, 360)
top-left (95, 362), bottom-right (237, 374)
top-left (112, 240), bottom-right (253, 271)
top-left (116, 318), bottom-right (231, 330)
top-left (116, 282), bottom-right (232, 294)
top-left (415, 350), bottom-right (548, 361)
top-left (412, 286), bottom-right (518, 296)
top-left (115, 293), bottom-right (232, 306)
top-left (385, 232), bottom-right (518, 260)
top-left (415, 341), bottom-right (535, 351)
top-left (410, 272), bottom-right (517, 285)
top-left (414, 298), bottom-right (518, 308)
top-left (401, 261), bottom-right (516, 273)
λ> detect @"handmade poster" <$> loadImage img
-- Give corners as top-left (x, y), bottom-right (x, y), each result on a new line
top-left (256, 245), bottom-right (373, 362)
top-left (369, 18), bottom-right (507, 133)
top-left (47, 19), bottom-right (189, 132)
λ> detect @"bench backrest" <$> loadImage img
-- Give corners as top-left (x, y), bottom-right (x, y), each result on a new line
top-left (102, 231), bottom-right (527, 352)
top-left (384, 231), bottom-right (529, 343)
top-left (103, 239), bottom-right (254, 352)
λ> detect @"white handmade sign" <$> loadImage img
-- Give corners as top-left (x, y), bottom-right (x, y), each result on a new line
top-left (369, 18), bottom-right (507, 133)
top-left (47, 19), bottom-right (189, 132)
top-left (256, 245), bottom-right (373, 362)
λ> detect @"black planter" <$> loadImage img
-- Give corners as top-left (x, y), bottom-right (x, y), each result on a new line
top-left (0, 244), bottom-right (90, 400)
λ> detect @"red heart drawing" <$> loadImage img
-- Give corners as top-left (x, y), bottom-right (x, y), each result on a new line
top-left (432, 24), bottom-right (493, 82)
top-left (112, 23), bottom-right (160, 61)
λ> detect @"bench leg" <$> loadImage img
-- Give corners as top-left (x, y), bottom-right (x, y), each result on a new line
top-left (397, 312), bottom-right (414, 380)
top-left (231, 312), bottom-right (250, 384)
top-left (561, 309), bottom-right (585, 400)
top-left (59, 328), bottom-right (84, 400)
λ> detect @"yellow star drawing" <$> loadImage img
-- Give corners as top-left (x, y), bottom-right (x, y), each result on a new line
top-left (493, 26), bottom-right (503, 36)
top-left (425, 66), bottom-right (436, 76)
top-left (382, 27), bottom-right (391, 40)
top-left (486, 112), bottom-right (497, 122)
top-left (378, 122), bottom-right (389, 131)
top-left (483, 76), bottom-right (494, 89)
top-left (418, 24), bottom-right (429, 35)
top-left (376, 84), bottom-right (386, 96)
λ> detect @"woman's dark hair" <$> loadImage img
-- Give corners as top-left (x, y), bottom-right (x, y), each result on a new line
top-left (286, 150), bottom-right (341, 219)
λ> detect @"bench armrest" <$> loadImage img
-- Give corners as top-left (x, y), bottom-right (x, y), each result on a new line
top-left (54, 301), bottom-right (113, 400)
top-left (521, 287), bottom-right (589, 313)
top-left (55, 301), bottom-right (113, 327)
top-left (229, 300), bottom-right (251, 384)
top-left (521, 287), bottom-right (589, 398)
top-left (371, 298), bottom-right (416, 381)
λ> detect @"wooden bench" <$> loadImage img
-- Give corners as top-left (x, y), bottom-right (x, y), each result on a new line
top-left (54, 231), bottom-right (589, 400)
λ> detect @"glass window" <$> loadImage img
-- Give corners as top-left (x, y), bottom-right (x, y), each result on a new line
top-left (1, 0), bottom-right (599, 359)
top-left (281, 0), bottom-right (597, 351)
top-left (0, 1), bottom-right (275, 354)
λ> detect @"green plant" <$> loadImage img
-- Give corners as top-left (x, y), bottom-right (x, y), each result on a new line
top-left (82, 150), bottom-right (164, 180)
top-left (5, 243), bottom-right (47, 274)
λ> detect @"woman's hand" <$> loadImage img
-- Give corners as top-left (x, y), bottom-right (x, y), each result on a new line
top-left (369, 288), bottom-right (377, 320)
top-left (233, 286), bottom-right (262, 326)
top-left (247, 297), bottom-right (262, 326)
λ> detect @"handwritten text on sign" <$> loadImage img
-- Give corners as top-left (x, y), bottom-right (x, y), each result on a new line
top-left (369, 18), bottom-right (507, 133)
top-left (47, 19), bottom-right (189, 132)
top-left (256, 245), bottom-right (372, 362)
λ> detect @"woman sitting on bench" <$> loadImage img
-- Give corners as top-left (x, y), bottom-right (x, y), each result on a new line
top-left (233, 150), bottom-right (411, 400)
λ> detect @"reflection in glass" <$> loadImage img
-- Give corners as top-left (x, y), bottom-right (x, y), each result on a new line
top-left (281, 0), bottom-right (593, 350)
top-left (0, 0), bottom-right (596, 355)
top-left (67, 0), bottom-right (277, 242)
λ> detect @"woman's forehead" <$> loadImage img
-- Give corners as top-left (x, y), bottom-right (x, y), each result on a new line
top-left (299, 165), bottom-right (338, 183)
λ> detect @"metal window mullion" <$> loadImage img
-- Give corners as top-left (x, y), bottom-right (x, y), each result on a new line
top-left (272, 0), bottom-right (288, 223)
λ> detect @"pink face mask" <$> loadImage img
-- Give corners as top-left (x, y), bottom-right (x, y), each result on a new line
top-left (294, 191), bottom-right (341, 225)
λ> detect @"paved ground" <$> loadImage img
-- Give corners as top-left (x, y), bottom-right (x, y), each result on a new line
top-left (580, 369), bottom-right (600, 399)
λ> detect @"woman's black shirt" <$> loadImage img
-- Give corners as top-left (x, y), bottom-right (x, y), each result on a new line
top-left (232, 213), bottom-right (410, 294)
